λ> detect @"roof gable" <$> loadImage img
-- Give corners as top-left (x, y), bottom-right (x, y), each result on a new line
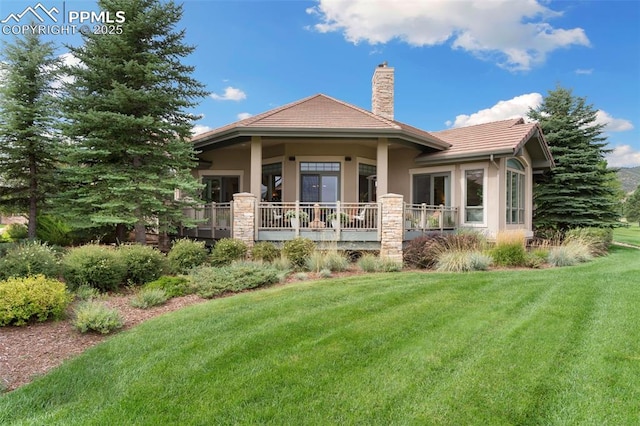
top-left (416, 118), bottom-right (553, 168)
top-left (191, 94), bottom-right (449, 150)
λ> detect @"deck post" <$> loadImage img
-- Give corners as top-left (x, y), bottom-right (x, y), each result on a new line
top-left (232, 193), bottom-right (256, 250)
top-left (379, 193), bottom-right (403, 262)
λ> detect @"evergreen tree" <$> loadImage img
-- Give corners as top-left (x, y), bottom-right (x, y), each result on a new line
top-left (624, 185), bottom-right (640, 226)
top-left (0, 31), bottom-right (61, 238)
top-left (528, 86), bottom-right (620, 231)
top-left (61, 0), bottom-right (206, 243)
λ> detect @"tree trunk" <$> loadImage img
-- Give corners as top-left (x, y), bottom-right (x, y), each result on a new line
top-left (134, 221), bottom-right (146, 244)
top-left (115, 223), bottom-right (127, 244)
top-left (28, 154), bottom-right (37, 239)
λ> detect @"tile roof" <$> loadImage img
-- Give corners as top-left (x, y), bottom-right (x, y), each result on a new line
top-left (416, 118), bottom-right (552, 164)
top-left (191, 94), bottom-right (449, 149)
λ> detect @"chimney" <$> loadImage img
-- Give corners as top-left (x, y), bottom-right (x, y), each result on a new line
top-left (371, 61), bottom-right (394, 120)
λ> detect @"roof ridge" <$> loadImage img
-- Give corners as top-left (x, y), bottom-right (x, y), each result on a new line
top-left (434, 117), bottom-right (525, 134)
top-left (240, 94), bottom-right (327, 126)
top-left (316, 94), bottom-right (401, 129)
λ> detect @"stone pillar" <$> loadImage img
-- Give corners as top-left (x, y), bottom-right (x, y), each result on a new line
top-left (232, 192), bottom-right (256, 249)
top-left (379, 193), bottom-right (403, 262)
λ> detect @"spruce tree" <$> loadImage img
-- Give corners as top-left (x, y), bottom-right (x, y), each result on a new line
top-left (61, 0), bottom-right (206, 243)
top-left (624, 185), bottom-right (640, 226)
top-left (528, 86), bottom-right (620, 231)
top-left (0, 31), bottom-right (61, 238)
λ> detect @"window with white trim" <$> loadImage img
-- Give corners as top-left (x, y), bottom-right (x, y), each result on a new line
top-left (506, 158), bottom-right (525, 224)
top-left (465, 169), bottom-right (484, 223)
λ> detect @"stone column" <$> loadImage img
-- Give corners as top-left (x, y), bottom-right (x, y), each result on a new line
top-left (232, 192), bottom-right (256, 249)
top-left (379, 193), bottom-right (403, 262)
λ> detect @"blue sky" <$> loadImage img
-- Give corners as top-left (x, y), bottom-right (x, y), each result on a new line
top-left (2, 0), bottom-right (639, 167)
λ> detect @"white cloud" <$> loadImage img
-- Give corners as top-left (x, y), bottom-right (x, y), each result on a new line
top-left (307, 0), bottom-right (590, 71)
top-left (210, 86), bottom-right (247, 101)
top-left (48, 52), bottom-right (82, 91)
top-left (448, 93), bottom-right (543, 128)
top-left (606, 145), bottom-right (640, 168)
top-left (595, 110), bottom-right (634, 132)
top-left (575, 68), bottom-right (593, 75)
top-left (237, 112), bottom-right (253, 120)
top-left (191, 124), bottom-right (213, 135)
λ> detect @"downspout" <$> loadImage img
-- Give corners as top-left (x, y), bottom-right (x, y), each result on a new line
top-left (490, 154), bottom-right (500, 170)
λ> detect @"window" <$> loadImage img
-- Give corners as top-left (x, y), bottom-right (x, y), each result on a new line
top-left (262, 163), bottom-right (282, 202)
top-left (300, 162), bottom-right (340, 203)
top-left (413, 173), bottom-right (450, 205)
top-left (202, 176), bottom-right (239, 203)
top-left (506, 159), bottom-right (525, 224)
top-left (359, 163), bottom-right (377, 202)
top-left (465, 169), bottom-right (484, 223)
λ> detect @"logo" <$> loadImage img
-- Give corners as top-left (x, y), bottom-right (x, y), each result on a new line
top-left (2, 2), bottom-right (126, 36)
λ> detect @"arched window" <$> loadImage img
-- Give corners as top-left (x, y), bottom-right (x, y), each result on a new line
top-left (506, 159), bottom-right (525, 224)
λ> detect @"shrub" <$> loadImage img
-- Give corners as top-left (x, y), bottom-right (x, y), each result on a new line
top-left (167, 239), bottom-right (208, 274)
top-left (5, 223), bottom-right (28, 241)
top-left (378, 257), bottom-right (403, 272)
top-left (0, 241), bottom-right (61, 280)
top-left (271, 256), bottom-right (292, 271)
top-left (436, 250), bottom-right (492, 272)
top-left (491, 233), bottom-right (527, 268)
top-left (319, 268), bottom-right (332, 278)
top-left (130, 288), bottom-right (169, 309)
top-left (294, 272), bottom-right (309, 281)
top-left (526, 248), bottom-right (549, 268)
top-left (251, 241), bottom-right (279, 262)
top-left (356, 254), bottom-right (402, 272)
top-left (547, 240), bottom-right (592, 267)
top-left (36, 214), bottom-right (73, 246)
top-left (211, 238), bottom-right (247, 266)
top-left (62, 245), bottom-right (127, 292)
top-left (357, 253), bottom-right (379, 272)
top-left (144, 276), bottom-right (192, 298)
top-left (282, 238), bottom-right (316, 270)
top-left (72, 301), bottom-right (124, 334)
top-left (0, 275), bottom-right (71, 326)
top-left (118, 244), bottom-right (167, 286)
top-left (565, 227), bottom-right (612, 256)
top-left (403, 234), bottom-right (449, 269)
top-left (306, 250), bottom-right (350, 273)
top-left (74, 285), bottom-right (101, 301)
top-left (190, 262), bottom-right (282, 298)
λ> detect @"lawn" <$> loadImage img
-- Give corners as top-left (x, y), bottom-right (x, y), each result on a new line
top-left (1, 247), bottom-right (639, 425)
top-left (614, 223), bottom-right (640, 247)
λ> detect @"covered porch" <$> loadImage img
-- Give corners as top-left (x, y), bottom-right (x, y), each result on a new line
top-left (179, 198), bottom-right (459, 248)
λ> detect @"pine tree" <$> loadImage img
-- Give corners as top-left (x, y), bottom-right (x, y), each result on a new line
top-left (624, 185), bottom-right (640, 226)
top-left (0, 31), bottom-right (61, 239)
top-left (528, 86), bottom-right (620, 231)
top-left (60, 0), bottom-right (207, 243)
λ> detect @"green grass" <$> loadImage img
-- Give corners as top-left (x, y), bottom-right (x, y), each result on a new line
top-left (2, 247), bottom-right (640, 424)
top-left (614, 223), bottom-right (640, 246)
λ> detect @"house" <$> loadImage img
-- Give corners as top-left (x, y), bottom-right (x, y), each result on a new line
top-left (187, 63), bottom-right (553, 260)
